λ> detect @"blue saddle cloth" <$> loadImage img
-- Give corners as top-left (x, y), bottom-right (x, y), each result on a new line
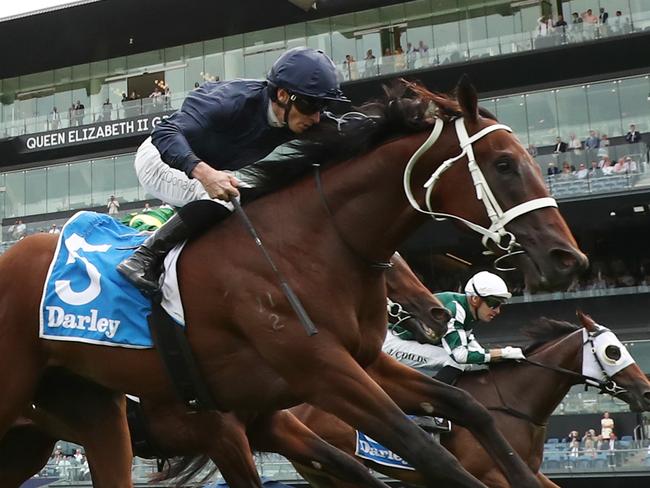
top-left (355, 430), bottom-right (415, 471)
top-left (39, 211), bottom-right (161, 348)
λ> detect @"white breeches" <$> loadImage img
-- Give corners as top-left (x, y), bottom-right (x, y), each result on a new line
top-left (382, 331), bottom-right (486, 376)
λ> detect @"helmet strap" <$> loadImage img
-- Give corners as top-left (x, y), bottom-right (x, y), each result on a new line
top-left (272, 87), bottom-right (291, 126)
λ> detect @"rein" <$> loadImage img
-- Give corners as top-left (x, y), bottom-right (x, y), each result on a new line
top-left (485, 330), bottom-right (628, 427)
top-left (403, 117), bottom-right (558, 271)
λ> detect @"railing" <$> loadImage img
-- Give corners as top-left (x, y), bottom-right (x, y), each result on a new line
top-left (541, 445), bottom-right (650, 474)
top-left (4, 9), bottom-right (650, 141)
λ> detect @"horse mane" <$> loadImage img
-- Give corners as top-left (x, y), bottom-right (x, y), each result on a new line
top-left (522, 317), bottom-right (580, 354)
top-left (151, 455), bottom-right (217, 487)
top-left (239, 79), bottom-right (495, 191)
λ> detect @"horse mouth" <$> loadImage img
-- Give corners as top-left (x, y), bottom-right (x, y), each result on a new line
top-left (515, 247), bottom-right (586, 292)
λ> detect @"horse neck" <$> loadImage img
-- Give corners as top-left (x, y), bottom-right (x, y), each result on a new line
top-left (321, 130), bottom-right (455, 264)
top-left (494, 331), bottom-right (583, 421)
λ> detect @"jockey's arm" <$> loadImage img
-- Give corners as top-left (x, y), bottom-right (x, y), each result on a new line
top-left (443, 327), bottom-right (491, 365)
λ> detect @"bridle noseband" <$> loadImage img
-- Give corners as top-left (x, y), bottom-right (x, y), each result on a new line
top-left (404, 117), bottom-right (558, 271)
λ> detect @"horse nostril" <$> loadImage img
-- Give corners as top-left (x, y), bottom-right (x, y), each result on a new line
top-left (549, 248), bottom-right (588, 275)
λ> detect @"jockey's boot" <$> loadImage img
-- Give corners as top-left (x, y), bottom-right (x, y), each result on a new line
top-left (117, 200), bottom-right (234, 294)
top-left (434, 365), bottom-right (462, 385)
top-left (117, 213), bottom-right (190, 294)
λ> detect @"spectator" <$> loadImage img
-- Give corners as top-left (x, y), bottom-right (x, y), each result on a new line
top-left (601, 411), bottom-right (615, 449)
top-left (193, 81), bottom-right (201, 90)
top-left (601, 157), bottom-right (615, 175)
top-left (554, 14), bottom-right (567, 29)
top-left (575, 162), bottom-right (588, 179)
top-left (149, 88), bottom-right (163, 113)
top-left (589, 161), bottom-right (603, 178)
top-left (571, 12), bottom-right (583, 25)
top-left (73, 448), bottom-right (84, 463)
top-left (582, 9), bottom-right (598, 24)
top-left (559, 162), bottom-right (573, 179)
top-left (343, 54), bottom-right (358, 80)
top-left (68, 103), bottom-right (77, 127)
top-left (382, 48), bottom-right (394, 73)
top-left (163, 86), bottom-right (172, 110)
top-left (553, 136), bottom-right (567, 153)
top-left (363, 49), bottom-right (377, 77)
top-left (9, 220), bottom-right (26, 240)
top-left (417, 40), bottom-right (429, 62)
top-left (107, 195), bottom-right (120, 215)
top-left (567, 133), bottom-right (582, 151)
top-left (583, 429), bottom-right (597, 458)
top-left (74, 100), bottom-right (85, 126)
top-left (102, 98), bottom-right (113, 122)
top-left (599, 8), bottom-right (609, 25)
top-left (597, 134), bottom-right (610, 158)
top-left (405, 42), bottom-right (417, 69)
top-left (584, 130), bottom-right (600, 150)
top-left (526, 143), bottom-right (538, 157)
top-left (142, 202), bottom-right (152, 213)
top-left (536, 15), bottom-right (552, 36)
top-left (48, 223), bottom-right (61, 234)
top-left (49, 107), bottom-right (61, 131)
top-left (393, 47), bottom-right (406, 71)
top-left (625, 124), bottom-right (641, 144)
top-left (625, 155), bottom-right (638, 172)
top-left (568, 430), bottom-right (580, 458)
top-left (613, 157), bottom-right (630, 174)
top-left (547, 161), bottom-right (559, 176)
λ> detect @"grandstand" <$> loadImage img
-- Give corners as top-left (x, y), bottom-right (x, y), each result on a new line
top-left (2, 1), bottom-right (650, 487)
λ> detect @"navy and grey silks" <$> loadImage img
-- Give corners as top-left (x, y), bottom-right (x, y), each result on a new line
top-left (151, 80), bottom-right (293, 177)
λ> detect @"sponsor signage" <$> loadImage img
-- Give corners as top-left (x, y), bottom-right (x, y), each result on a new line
top-left (19, 111), bottom-right (173, 153)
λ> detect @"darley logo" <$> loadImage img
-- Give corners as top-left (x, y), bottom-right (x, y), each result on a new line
top-left (45, 306), bottom-right (120, 339)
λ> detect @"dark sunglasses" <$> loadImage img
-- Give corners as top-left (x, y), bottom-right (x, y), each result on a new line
top-left (290, 93), bottom-right (327, 115)
top-left (482, 296), bottom-right (506, 309)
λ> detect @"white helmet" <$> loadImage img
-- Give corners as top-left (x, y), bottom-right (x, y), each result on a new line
top-left (465, 271), bottom-right (511, 300)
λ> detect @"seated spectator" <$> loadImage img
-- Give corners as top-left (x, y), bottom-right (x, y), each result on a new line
top-left (9, 220), bottom-right (26, 240)
top-left (601, 158), bottom-right (615, 175)
top-left (559, 162), bottom-right (573, 179)
top-left (575, 162), bottom-right (588, 179)
top-left (613, 157), bottom-right (630, 174)
top-left (547, 161), bottom-right (559, 176)
top-left (48, 223), bottom-right (61, 234)
top-left (588, 161), bottom-right (603, 178)
top-left (626, 155), bottom-right (638, 172)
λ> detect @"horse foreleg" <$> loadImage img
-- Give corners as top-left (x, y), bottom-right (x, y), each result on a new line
top-left (0, 421), bottom-right (56, 487)
top-left (368, 353), bottom-right (540, 488)
top-left (268, 346), bottom-right (487, 488)
top-left (71, 392), bottom-right (134, 488)
top-left (248, 410), bottom-right (388, 488)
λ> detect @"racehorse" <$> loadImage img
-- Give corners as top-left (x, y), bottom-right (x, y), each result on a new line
top-left (0, 253), bottom-right (448, 488)
top-left (0, 77), bottom-right (587, 487)
top-left (289, 311), bottom-right (650, 487)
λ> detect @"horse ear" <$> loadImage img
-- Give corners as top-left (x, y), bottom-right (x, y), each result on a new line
top-left (456, 74), bottom-right (479, 123)
top-left (577, 310), bottom-right (597, 332)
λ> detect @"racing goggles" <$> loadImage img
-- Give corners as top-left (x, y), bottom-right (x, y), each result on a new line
top-left (482, 296), bottom-right (507, 309)
top-left (289, 93), bottom-right (327, 115)
top-left (472, 284), bottom-right (507, 309)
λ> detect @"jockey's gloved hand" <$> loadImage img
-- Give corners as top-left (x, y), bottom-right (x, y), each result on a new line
top-left (500, 346), bottom-right (525, 360)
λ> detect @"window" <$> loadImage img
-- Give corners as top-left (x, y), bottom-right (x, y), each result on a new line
top-left (525, 91), bottom-right (558, 146)
top-left (5, 171), bottom-right (25, 218)
top-left (586, 81), bottom-right (623, 137)
top-left (91, 158), bottom-right (115, 207)
top-left (618, 76), bottom-right (650, 132)
top-left (69, 161), bottom-right (91, 210)
top-left (46, 165), bottom-right (69, 213)
top-left (495, 95), bottom-right (529, 146)
top-left (556, 85), bottom-right (589, 139)
top-left (25, 168), bottom-right (46, 216)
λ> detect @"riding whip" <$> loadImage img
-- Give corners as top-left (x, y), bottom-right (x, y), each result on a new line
top-left (231, 197), bottom-right (318, 336)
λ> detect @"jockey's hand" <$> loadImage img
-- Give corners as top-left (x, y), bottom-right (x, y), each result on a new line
top-left (500, 346), bottom-right (525, 361)
top-left (191, 162), bottom-right (240, 201)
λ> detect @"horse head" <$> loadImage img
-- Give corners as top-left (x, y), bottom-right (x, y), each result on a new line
top-left (406, 76), bottom-right (588, 292)
top-left (385, 253), bottom-right (449, 343)
top-left (577, 311), bottom-right (650, 412)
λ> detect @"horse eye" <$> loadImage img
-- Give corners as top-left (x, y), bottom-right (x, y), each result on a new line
top-left (605, 345), bottom-right (621, 361)
top-left (496, 160), bottom-right (511, 173)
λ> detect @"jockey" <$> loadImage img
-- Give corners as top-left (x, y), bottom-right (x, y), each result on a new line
top-left (382, 271), bottom-right (525, 385)
top-left (117, 47), bottom-right (349, 293)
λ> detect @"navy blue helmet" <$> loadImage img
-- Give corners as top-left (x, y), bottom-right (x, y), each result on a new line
top-left (267, 47), bottom-right (349, 103)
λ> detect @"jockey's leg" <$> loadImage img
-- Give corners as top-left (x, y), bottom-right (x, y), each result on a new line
top-left (435, 365), bottom-right (462, 385)
top-left (248, 410), bottom-right (389, 488)
top-left (367, 353), bottom-right (540, 488)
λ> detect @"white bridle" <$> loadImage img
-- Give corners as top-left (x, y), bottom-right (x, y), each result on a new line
top-left (404, 116), bottom-right (558, 270)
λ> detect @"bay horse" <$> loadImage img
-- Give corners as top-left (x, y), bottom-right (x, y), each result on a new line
top-left (289, 311), bottom-right (650, 487)
top-left (0, 77), bottom-right (587, 487)
top-left (0, 252), bottom-right (449, 488)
